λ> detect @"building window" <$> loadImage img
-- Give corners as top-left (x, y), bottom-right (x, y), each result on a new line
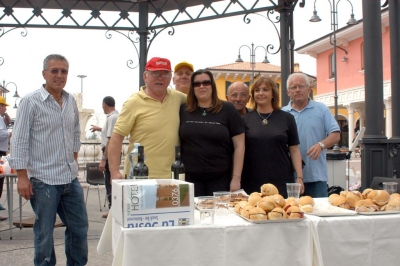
top-left (329, 53), bottom-right (335, 79)
top-left (361, 42), bottom-right (364, 70)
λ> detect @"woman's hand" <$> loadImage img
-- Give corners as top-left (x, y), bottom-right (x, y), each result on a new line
top-left (230, 175), bottom-right (241, 192)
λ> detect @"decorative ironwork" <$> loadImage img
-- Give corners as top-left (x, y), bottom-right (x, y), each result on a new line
top-left (105, 29), bottom-right (140, 69)
top-left (0, 27), bottom-right (27, 66)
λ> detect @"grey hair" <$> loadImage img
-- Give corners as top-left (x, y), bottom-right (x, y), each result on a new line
top-left (43, 54), bottom-right (69, 71)
top-left (286, 73), bottom-right (310, 90)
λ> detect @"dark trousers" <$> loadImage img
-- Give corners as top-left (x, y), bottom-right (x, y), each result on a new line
top-left (0, 151), bottom-right (6, 198)
top-left (104, 159), bottom-right (111, 208)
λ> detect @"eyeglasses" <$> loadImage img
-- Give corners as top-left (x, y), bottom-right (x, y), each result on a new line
top-left (49, 69), bottom-right (68, 75)
top-left (229, 93), bottom-right (248, 99)
top-left (193, 80), bottom-right (212, 87)
top-left (289, 84), bottom-right (308, 91)
top-left (148, 71), bottom-right (172, 78)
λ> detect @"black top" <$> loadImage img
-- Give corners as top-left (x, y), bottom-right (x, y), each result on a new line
top-left (179, 101), bottom-right (245, 174)
top-left (241, 109), bottom-right (299, 197)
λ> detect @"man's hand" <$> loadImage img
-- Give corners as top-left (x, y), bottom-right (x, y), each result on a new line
top-left (17, 170), bottom-right (33, 200)
top-left (98, 159), bottom-right (106, 172)
top-left (111, 171), bottom-right (124, 180)
top-left (90, 125), bottom-right (102, 132)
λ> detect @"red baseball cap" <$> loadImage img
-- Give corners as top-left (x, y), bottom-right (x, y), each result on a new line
top-left (145, 57), bottom-right (172, 71)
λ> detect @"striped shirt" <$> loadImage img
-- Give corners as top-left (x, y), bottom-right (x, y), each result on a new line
top-left (9, 86), bottom-right (81, 185)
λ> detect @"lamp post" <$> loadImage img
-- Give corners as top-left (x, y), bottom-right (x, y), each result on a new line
top-left (309, 0), bottom-right (357, 152)
top-left (77, 75), bottom-right (87, 106)
top-left (235, 43), bottom-right (270, 84)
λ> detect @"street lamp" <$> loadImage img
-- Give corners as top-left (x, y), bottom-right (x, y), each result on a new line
top-left (235, 43), bottom-right (270, 84)
top-left (77, 75), bottom-right (87, 106)
top-left (0, 80), bottom-right (19, 99)
top-left (309, 0), bottom-right (358, 152)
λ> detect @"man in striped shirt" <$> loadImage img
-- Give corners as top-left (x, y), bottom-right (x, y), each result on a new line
top-left (10, 54), bottom-right (88, 266)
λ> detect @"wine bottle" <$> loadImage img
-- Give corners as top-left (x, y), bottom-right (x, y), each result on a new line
top-left (171, 146), bottom-right (185, 180)
top-left (128, 143), bottom-right (140, 179)
top-left (133, 146), bottom-right (148, 180)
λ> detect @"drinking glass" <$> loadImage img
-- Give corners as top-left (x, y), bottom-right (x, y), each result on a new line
top-left (197, 196), bottom-right (216, 225)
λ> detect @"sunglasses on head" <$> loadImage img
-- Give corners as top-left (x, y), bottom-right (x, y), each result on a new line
top-left (193, 80), bottom-right (212, 88)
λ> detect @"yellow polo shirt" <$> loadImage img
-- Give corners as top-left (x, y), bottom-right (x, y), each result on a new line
top-left (114, 86), bottom-right (186, 178)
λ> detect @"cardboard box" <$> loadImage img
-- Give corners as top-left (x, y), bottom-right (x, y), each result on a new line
top-left (112, 179), bottom-right (194, 228)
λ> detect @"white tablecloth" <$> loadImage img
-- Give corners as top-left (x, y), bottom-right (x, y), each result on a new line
top-left (306, 198), bottom-right (400, 266)
top-left (98, 210), bottom-right (320, 266)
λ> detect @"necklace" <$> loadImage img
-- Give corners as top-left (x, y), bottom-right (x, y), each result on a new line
top-left (199, 107), bottom-right (209, 116)
top-left (257, 110), bottom-right (273, 126)
top-left (55, 95), bottom-right (62, 103)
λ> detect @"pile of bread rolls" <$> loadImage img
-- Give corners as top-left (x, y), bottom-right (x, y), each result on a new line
top-left (328, 189), bottom-right (400, 212)
top-left (234, 183), bottom-right (310, 221)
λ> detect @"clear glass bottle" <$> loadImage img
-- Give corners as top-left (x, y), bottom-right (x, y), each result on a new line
top-left (133, 146), bottom-right (148, 179)
top-left (128, 143), bottom-right (140, 179)
top-left (171, 146), bottom-right (185, 180)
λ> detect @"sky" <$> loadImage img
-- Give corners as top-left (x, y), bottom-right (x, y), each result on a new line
top-left (0, 0), bottom-right (365, 137)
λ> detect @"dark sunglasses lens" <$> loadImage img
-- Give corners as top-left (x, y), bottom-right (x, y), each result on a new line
top-left (203, 80), bottom-right (211, 86)
top-left (193, 82), bottom-right (201, 87)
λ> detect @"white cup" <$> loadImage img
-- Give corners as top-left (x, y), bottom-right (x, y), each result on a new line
top-left (197, 196), bottom-right (216, 225)
top-left (286, 183), bottom-right (301, 199)
top-left (213, 191), bottom-right (231, 216)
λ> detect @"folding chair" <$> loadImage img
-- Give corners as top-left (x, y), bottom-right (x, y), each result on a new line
top-left (85, 162), bottom-right (105, 211)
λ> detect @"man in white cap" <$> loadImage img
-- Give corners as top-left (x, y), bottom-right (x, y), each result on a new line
top-left (173, 61), bottom-right (194, 94)
top-left (108, 57), bottom-right (187, 179)
top-left (0, 96), bottom-right (10, 214)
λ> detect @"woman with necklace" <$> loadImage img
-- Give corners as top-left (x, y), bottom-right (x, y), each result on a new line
top-left (241, 76), bottom-right (304, 198)
top-left (179, 69), bottom-right (245, 196)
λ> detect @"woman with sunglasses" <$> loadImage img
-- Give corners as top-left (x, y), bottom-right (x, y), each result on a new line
top-left (179, 69), bottom-right (245, 196)
top-left (241, 76), bottom-right (304, 198)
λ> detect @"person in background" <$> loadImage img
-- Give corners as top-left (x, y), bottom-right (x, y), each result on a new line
top-left (179, 69), bottom-right (245, 196)
top-left (226, 82), bottom-right (251, 115)
top-left (282, 73), bottom-right (340, 198)
top-left (90, 96), bottom-right (119, 218)
top-left (9, 54), bottom-right (88, 265)
top-left (108, 57), bottom-right (186, 179)
top-left (0, 96), bottom-right (11, 216)
top-left (173, 61), bottom-right (194, 94)
top-left (241, 76), bottom-right (303, 197)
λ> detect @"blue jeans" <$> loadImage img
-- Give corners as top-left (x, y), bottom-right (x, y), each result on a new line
top-left (304, 181), bottom-right (328, 198)
top-left (30, 177), bottom-right (88, 266)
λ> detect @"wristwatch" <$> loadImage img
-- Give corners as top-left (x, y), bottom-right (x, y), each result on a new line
top-left (318, 142), bottom-right (326, 150)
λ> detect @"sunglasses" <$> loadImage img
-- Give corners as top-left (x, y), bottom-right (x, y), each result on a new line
top-left (193, 80), bottom-right (212, 88)
top-left (49, 69), bottom-right (69, 75)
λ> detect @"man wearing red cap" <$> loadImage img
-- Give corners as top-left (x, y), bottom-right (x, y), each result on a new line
top-left (173, 61), bottom-right (194, 94)
top-left (108, 57), bottom-right (187, 179)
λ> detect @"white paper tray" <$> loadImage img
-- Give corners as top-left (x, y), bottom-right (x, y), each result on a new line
top-left (358, 210), bottom-right (400, 215)
top-left (307, 202), bottom-right (357, 217)
top-left (235, 213), bottom-right (305, 224)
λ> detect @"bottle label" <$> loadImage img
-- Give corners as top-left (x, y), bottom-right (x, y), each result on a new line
top-left (135, 176), bottom-right (149, 180)
top-left (179, 173), bottom-right (185, 181)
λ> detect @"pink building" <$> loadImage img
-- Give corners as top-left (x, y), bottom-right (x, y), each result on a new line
top-left (296, 8), bottom-right (391, 148)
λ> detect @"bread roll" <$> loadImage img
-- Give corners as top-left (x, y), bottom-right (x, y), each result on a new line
top-left (299, 196), bottom-right (314, 207)
top-left (257, 196), bottom-right (276, 213)
top-left (240, 205), bottom-right (254, 219)
top-left (332, 196), bottom-right (350, 209)
top-left (300, 204), bottom-right (313, 213)
top-left (383, 197), bottom-right (400, 211)
top-left (346, 191), bottom-right (362, 208)
top-left (372, 190), bottom-right (390, 206)
top-left (260, 183), bottom-right (279, 196)
top-left (355, 199), bottom-right (379, 212)
top-left (340, 190), bottom-right (349, 197)
top-left (362, 188), bottom-right (373, 199)
top-left (248, 207), bottom-right (268, 220)
top-left (390, 193), bottom-right (400, 200)
top-left (272, 194), bottom-right (286, 208)
top-left (234, 201), bottom-right (249, 214)
top-left (267, 207), bottom-right (287, 220)
top-left (285, 206), bottom-right (303, 219)
top-left (328, 193), bottom-right (340, 205)
top-left (285, 198), bottom-right (299, 208)
top-left (248, 193), bottom-right (263, 207)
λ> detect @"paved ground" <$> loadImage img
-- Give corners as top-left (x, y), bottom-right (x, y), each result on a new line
top-left (0, 157), bottom-right (361, 265)
top-left (0, 173), bottom-right (114, 266)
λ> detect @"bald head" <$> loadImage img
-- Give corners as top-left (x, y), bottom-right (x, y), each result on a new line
top-left (226, 82), bottom-right (250, 115)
